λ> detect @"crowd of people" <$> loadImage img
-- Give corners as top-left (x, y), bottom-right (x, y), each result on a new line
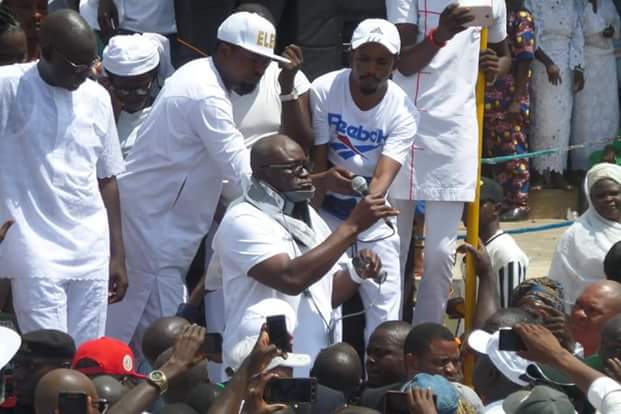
top-left (1, 0), bottom-right (621, 413)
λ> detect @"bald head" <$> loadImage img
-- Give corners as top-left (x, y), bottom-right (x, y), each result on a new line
top-left (311, 343), bottom-right (362, 398)
top-left (91, 375), bottom-right (126, 406)
top-left (373, 321), bottom-right (412, 345)
top-left (34, 369), bottom-right (97, 414)
top-left (572, 280), bottom-right (621, 356)
top-left (39, 10), bottom-right (95, 54)
top-left (250, 134), bottom-right (303, 174)
top-left (142, 317), bottom-right (190, 366)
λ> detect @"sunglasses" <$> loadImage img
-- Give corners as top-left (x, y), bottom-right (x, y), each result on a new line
top-left (109, 79), bottom-right (154, 97)
top-left (54, 47), bottom-right (99, 74)
top-left (260, 160), bottom-right (314, 175)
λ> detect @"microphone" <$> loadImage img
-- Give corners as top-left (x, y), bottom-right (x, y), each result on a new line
top-left (351, 176), bottom-right (395, 231)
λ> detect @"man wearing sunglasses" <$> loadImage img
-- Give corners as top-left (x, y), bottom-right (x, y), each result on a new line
top-left (0, 10), bottom-right (127, 347)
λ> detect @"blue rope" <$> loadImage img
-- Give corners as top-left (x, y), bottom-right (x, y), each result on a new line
top-left (457, 220), bottom-right (574, 240)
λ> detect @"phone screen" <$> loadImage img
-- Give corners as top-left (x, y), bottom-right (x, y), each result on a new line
top-left (265, 378), bottom-right (316, 404)
top-left (201, 333), bottom-right (223, 355)
top-left (58, 392), bottom-right (87, 414)
top-left (384, 391), bottom-right (409, 414)
top-left (266, 315), bottom-right (291, 352)
top-left (498, 328), bottom-right (527, 352)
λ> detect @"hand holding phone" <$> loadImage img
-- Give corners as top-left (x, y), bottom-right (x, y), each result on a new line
top-left (264, 378), bottom-right (317, 404)
top-left (266, 315), bottom-right (291, 352)
top-left (201, 332), bottom-right (223, 355)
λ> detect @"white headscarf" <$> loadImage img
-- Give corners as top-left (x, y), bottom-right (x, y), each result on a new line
top-left (549, 163), bottom-right (621, 308)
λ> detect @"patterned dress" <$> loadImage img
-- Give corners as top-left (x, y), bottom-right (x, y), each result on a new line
top-left (484, 9), bottom-right (536, 209)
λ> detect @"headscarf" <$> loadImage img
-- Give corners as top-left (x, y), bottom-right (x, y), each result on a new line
top-left (510, 277), bottom-right (565, 313)
top-left (548, 163), bottom-right (621, 308)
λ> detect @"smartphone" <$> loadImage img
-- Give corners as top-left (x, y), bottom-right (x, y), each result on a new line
top-left (264, 378), bottom-right (317, 404)
top-left (384, 391), bottom-right (438, 414)
top-left (58, 392), bottom-right (88, 414)
top-left (498, 328), bottom-right (527, 352)
top-left (458, 0), bottom-right (494, 27)
top-left (201, 333), bottom-right (223, 355)
top-left (266, 315), bottom-right (291, 352)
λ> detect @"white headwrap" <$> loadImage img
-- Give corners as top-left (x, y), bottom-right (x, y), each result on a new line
top-left (549, 163), bottom-right (621, 308)
top-left (102, 34), bottom-right (161, 77)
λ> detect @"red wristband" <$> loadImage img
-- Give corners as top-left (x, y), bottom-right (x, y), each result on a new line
top-left (427, 28), bottom-right (446, 48)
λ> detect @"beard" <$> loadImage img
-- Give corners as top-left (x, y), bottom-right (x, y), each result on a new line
top-left (234, 81), bottom-right (258, 96)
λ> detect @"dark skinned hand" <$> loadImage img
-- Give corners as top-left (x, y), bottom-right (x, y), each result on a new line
top-left (435, 4), bottom-right (475, 43)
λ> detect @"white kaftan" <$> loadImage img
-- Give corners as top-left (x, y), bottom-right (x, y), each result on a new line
top-left (527, 0), bottom-right (584, 173)
top-left (572, 0), bottom-right (621, 170)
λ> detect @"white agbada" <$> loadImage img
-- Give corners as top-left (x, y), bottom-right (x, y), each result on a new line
top-left (526, 0), bottom-right (584, 173)
top-left (572, 0), bottom-right (621, 170)
top-left (0, 62), bottom-right (125, 281)
top-left (549, 163), bottom-right (621, 308)
top-left (106, 58), bottom-right (251, 344)
top-left (387, 0), bottom-right (508, 202)
top-left (214, 200), bottom-right (344, 376)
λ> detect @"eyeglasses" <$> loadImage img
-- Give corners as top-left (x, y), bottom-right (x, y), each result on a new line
top-left (54, 47), bottom-right (99, 74)
top-left (260, 160), bottom-right (313, 175)
top-left (109, 79), bottom-right (154, 97)
top-left (94, 398), bottom-right (109, 413)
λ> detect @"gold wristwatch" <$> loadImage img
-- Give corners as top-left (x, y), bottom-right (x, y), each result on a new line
top-left (147, 370), bottom-right (168, 395)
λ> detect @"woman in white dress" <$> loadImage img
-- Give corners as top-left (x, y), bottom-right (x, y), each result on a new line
top-left (549, 162), bottom-right (621, 309)
top-left (526, 0), bottom-right (585, 190)
top-left (572, 0), bottom-right (620, 172)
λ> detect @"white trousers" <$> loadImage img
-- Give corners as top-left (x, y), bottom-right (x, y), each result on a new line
top-left (390, 199), bottom-right (464, 325)
top-left (106, 268), bottom-right (187, 358)
top-left (320, 210), bottom-right (402, 345)
top-left (11, 276), bottom-right (108, 346)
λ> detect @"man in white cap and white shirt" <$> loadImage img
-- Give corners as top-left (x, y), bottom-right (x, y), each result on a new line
top-left (310, 18), bottom-right (418, 345)
top-left (385, 0), bottom-right (511, 324)
top-left (106, 12), bottom-right (290, 356)
top-left (101, 33), bottom-right (173, 158)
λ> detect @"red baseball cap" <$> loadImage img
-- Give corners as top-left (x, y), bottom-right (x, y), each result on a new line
top-left (72, 337), bottom-right (145, 379)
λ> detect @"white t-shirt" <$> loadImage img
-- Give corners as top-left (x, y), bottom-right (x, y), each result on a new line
top-left (80, 0), bottom-right (176, 34)
top-left (387, 0), bottom-right (507, 202)
top-left (485, 230), bottom-right (529, 307)
top-left (231, 62), bottom-right (311, 148)
top-left (311, 68), bottom-right (418, 219)
top-left (214, 201), bottom-right (345, 375)
top-left (0, 63), bottom-right (125, 280)
top-left (119, 58), bottom-right (251, 278)
top-left (117, 107), bottom-right (151, 159)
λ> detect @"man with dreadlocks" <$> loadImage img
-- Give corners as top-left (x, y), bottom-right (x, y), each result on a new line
top-left (0, 5), bottom-right (26, 66)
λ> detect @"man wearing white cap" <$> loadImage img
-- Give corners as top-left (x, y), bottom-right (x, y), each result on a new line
top-left (310, 18), bottom-right (418, 345)
top-left (385, 0), bottom-right (511, 324)
top-left (102, 33), bottom-right (173, 158)
top-left (106, 12), bottom-right (290, 355)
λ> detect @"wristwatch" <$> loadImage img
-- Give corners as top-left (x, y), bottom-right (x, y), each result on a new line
top-left (147, 370), bottom-right (168, 395)
top-left (280, 88), bottom-right (299, 102)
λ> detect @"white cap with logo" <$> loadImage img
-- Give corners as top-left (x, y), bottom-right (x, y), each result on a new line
top-left (217, 11), bottom-right (290, 64)
top-left (351, 18), bottom-right (401, 55)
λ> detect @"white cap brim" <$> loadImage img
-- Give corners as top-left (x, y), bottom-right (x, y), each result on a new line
top-left (240, 43), bottom-right (291, 64)
top-left (468, 329), bottom-right (492, 354)
top-left (0, 326), bottom-right (21, 370)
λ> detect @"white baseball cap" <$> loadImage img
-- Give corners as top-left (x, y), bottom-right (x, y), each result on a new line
top-left (351, 18), bottom-right (401, 55)
top-left (217, 11), bottom-right (290, 64)
top-left (468, 329), bottom-right (530, 387)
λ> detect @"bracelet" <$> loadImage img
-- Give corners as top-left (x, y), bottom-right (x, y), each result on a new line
top-left (427, 28), bottom-right (446, 48)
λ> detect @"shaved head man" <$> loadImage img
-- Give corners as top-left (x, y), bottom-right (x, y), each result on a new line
top-left (366, 321), bottom-right (411, 387)
top-left (311, 343), bottom-right (363, 400)
top-left (142, 316), bottom-right (190, 366)
top-left (38, 10), bottom-right (97, 91)
top-left (34, 369), bottom-right (100, 414)
top-left (571, 280), bottom-right (621, 356)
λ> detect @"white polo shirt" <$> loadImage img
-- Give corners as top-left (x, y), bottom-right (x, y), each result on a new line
top-left (119, 58), bottom-right (251, 278)
top-left (0, 63), bottom-right (125, 281)
top-left (214, 201), bottom-right (345, 375)
top-left (311, 68), bottom-right (418, 219)
top-left (387, 0), bottom-right (507, 202)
